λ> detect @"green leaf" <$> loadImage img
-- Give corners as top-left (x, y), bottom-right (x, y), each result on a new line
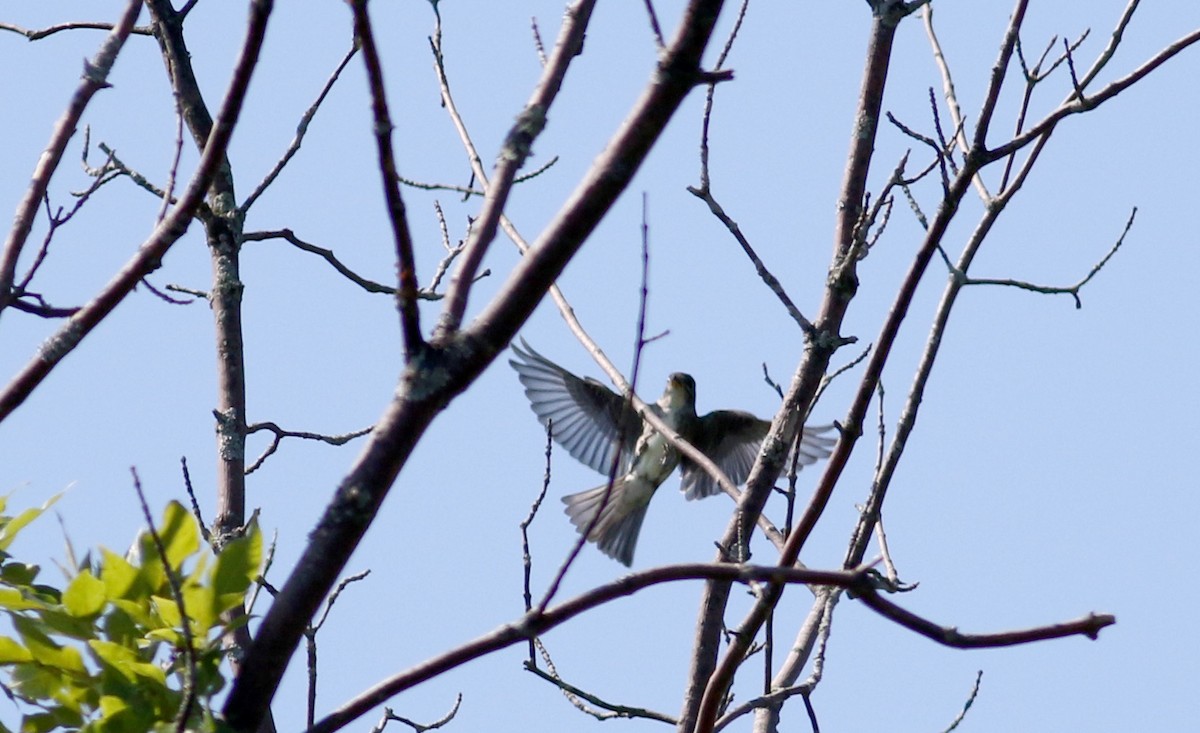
top-left (0, 494), bottom-right (60, 551)
top-left (150, 596), bottom-right (181, 628)
top-left (0, 561), bottom-right (40, 586)
top-left (10, 661), bottom-right (65, 701)
top-left (99, 550), bottom-right (142, 601)
top-left (39, 604), bottom-right (97, 641)
top-left (0, 635), bottom-right (33, 663)
top-left (62, 571), bottom-right (107, 618)
top-left (211, 521), bottom-right (262, 598)
top-left (109, 599), bottom-right (157, 632)
top-left (100, 607), bottom-right (138, 648)
top-left (143, 627), bottom-right (182, 646)
top-left (156, 501), bottom-right (199, 571)
top-left (0, 586), bottom-right (44, 612)
top-left (182, 580), bottom-right (216, 637)
top-left (11, 615), bottom-right (87, 675)
top-left (98, 693), bottom-right (129, 716)
top-left (19, 711), bottom-right (61, 733)
top-left (88, 641), bottom-right (166, 686)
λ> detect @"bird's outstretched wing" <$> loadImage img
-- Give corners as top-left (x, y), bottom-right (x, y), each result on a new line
top-left (680, 416), bottom-right (837, 500)
top-left (509, 339), bottom-right (643, 475)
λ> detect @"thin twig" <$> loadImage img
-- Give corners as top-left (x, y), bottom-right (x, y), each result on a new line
top-left (397, 155), bottom-right (559, 197)
top-left (371, 694), bottom-right (462, 733)
top-left (306, 571), bottom-right (371, 729)
top-left (0, 0), bottom-right (144, 317)
top-left (642, 0), bottom-right (666, 50)
top-left (940, 671), bottom-right (983, 733)
top-left (687, 185), bottom-right (814, 335)
top-left (922, 3), bottom-right (990, 200)
top-left (0, 0), bottom-right (274, 423)
top-left (947, 208), bottom-right (1135, 309)
top-left (131, 468), bottom-right (198, 733)
top-left (530, 17), bottom-right (547, 66)
top-left (0, 20), bottom-right (153, 40)
top-left (245, 422), bottom-right (374, 475)
top-left (433, 0), bottom-right (596, 338)
top-left (242, 229), bottom-right (394, 294)
top-left (179, 457), bottom-right (211, 544)
top-left (520, 421), bottom-right (553, 661)
top-left (157, 105), bottom-right (186, 222)
top-left (524, 654), bottom-right (676, 723)
top-left (536, 193), bottom-right (653, 612)
top-left (242, 42), bottom-right (359, 213)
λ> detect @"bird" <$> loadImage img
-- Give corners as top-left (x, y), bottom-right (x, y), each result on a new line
top-left (509, 340), bottom-right (836, 566)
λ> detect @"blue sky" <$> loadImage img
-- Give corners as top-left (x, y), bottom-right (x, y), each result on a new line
top-left (1, 2), bottom-right (1198, 731)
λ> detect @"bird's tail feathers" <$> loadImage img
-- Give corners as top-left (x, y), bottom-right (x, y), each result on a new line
top-left (562, 477), bottom-right (653, 567)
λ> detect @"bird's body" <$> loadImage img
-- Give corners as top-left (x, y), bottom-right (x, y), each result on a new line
top-left (510, 341), bottom-right (835, 565)
top-left (560, 373), bottom-right (695, 565)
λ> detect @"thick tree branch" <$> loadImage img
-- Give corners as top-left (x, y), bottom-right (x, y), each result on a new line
top-left (684, 3), bottom-right (914, 729)
top-left (220, 5), bottom-right (728, 730)
top-left (309, 562), bottom-right (1109, 733)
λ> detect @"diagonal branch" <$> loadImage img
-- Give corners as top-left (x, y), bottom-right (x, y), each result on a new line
top-left (433, 0), bottom-right (596, 339)
top-left (986, 24), bottom-right (1200, 162)
top-left (221, 5), bottom-right (729, 731)
top-left (0, 0), bottom-right (143, 319)
top-left (241, 41), bottom-right (359, 214)
top-left (0, 0), bottom-right (274, 424)
top-left (684, 2), bottom-right (916, 728)
top-left (349, 0), bottom-right (424, 359)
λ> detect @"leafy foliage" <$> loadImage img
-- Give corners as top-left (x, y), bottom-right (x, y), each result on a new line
top-left (0, 498), bottom-right (260, 733)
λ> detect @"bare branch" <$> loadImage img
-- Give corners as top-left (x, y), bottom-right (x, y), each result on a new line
top-left (520, 422), bottom-right (554, 661)
top-left (940, 671), bottom-right (983, 733)
top-left (242, 41), bottom-right (360, 213)
top-left (688, 6), bottom-right (916, 729)
top-left (643, 0), bottom-right (667, 50)
top-left (180, 456), bottom-right (212, 544)
top-left (0, 20), bottom-right (152, 40)
top-left (349, 0), bottom-right (424, 359)
top-left (306, 571), bottom-right (371, 728)
top-left (0, 0), bottom-right (144, 318)
top-left (243, 229), bottom-right (394, 293)
top-left (687, 185), bottom-right (814, 335)
top-left (987, 24), bottom-right (1200, 162)
top-left (922, 3), bottom-right (990, 199)
top-left (530, 17), bottom-right (548, 66)
top-left (525, 640), bottom-right (676, 723)
top-left (245, 421), bottom-right (374, 475)
top-left (397, 155), bottom-right (559, 198)
top-left (224, 6), bottom-right (743, 730)
top-left (310, 563), bottom-right (1110, 733)
top-left (950, 207), bottom-right (1135, 309)
top-left (371, 694), bottom-right (462, 733)
top-left (0, 0), bottom-right (275, 424)
top-left (434, 0), bottom-right (596, 339)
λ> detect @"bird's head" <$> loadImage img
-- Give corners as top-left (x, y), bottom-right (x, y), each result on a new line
top-left (662, 372), bottom-right (697, 409)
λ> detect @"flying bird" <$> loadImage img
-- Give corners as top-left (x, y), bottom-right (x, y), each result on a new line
top-left (510, 340), bottom-right (835, 566)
